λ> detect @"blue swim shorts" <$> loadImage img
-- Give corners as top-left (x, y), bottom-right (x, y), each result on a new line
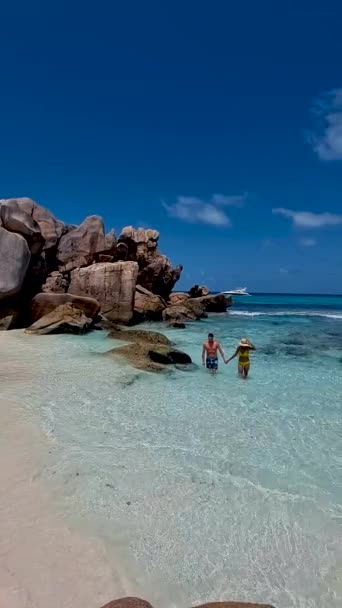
top-left (206, 357), bottom-right (218, 370)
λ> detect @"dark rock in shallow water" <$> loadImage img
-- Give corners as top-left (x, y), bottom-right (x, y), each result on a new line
top-left (108, 340), bottom-right (192, 373)
top-left (109, 326), bottom-right (171, 345)
top-left (149, 348), bottom-right (192, 365)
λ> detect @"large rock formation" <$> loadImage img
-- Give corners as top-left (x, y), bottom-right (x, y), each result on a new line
top-left (118, 226), bottom-right (182, 299)
top-left (0, 227), bottom-right (31, 300)
top-left (162, 305), bottom-right (198, 323)
top-left (26, 302), bottom-right (94, 335)
top-left (197, 293), bottom-right (232, 312)
top-left (69, 261), bottom-right (138, 323)
top-left (169, 292), bottom-right (189, 305)
top-left (29, 292), bottom-right (100, 324)
top-left (0, 199), bottom-right (44, 255)
top-left (137, 257), bottom-right (183, 299)
top-left (57, 215), bottom-right (116, 271)
top-left (162, 294), bottom-right (232, 324)
top-left (133, 285), bottom-right (166, 322)
top-left (118, 226), bottom-right (159, 265)
top-left (0, 199), bottom-right (184, 329)
top-left (12, 197), bottom-right (65, 252)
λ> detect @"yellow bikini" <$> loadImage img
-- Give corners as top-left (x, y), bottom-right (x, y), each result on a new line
top-left (238, 347), bottom-right (250, 368)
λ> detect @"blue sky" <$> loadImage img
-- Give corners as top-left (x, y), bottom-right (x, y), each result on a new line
top-left (1, 1), bottom-right (342, 293)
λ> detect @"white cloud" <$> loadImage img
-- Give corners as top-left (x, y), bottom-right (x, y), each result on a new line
top-left (309, 88), bottom-right (342, 160)
top-left (163, 193), bottom-right (247, 227)
top-left (273, 207), bottom-right (342, 228)
top-left (211, 193), bottom-right (246, 207)
top-left (299, 238), bottom-right (316, 247)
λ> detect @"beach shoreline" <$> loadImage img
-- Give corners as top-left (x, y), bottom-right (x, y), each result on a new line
top-left (1, 301), bottom-right (342, 608)
top-left (0, 393), bottom-right (153, 608)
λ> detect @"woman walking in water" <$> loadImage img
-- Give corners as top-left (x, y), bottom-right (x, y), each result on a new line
top-left (226, 338), bottom-right (256, 378)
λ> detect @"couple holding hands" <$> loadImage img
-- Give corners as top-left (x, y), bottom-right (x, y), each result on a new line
top-left (202, 332), bottom-right (256, 377)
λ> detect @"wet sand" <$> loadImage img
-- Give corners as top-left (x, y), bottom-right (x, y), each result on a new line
top-left (0, 395), bottom-right (145, 608)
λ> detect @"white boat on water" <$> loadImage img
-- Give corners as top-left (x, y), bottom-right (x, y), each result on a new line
top-left (221, 287), bottom-right (251, 296)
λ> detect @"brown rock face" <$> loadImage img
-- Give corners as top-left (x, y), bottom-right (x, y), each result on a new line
top-left (57, 215), bottom-right (115, 271)
top-left (0, 227), bottom-right (31, 300)
top-left (196, 294), bottom-right (232, 312)
top-left (118, 226), bottom-right (159, 266)
top-left (42, 271), bottom-right (69, 293)
top-left (109, 326), bottom-right (171, 345)
top-left (177, 294), bottom-right (232, 316)
top-left (0, 199), bottom-right (44, 254)
top-left (133, 285), bottom-right (166, 322)
top-left (25, 302), bottom-right (93, 335)
top-left (109, 340), bottom-right (191, 372)
top-left (69, 261), bottom-right (138, 324)
top-left (182, 298), bottom-right (208, 318)
top-left (15, 198), bottom-right (65, 252)
top-left (118, 226), bottom-right (182, 298)
top-left (189, 284), bottom-right (209, 298)
top-left (30, 292), bottom-right (100, 324)
top-left (162, 293), bottom-right (231, 322)
top-left (169, 292), bottom-right (189, 305)
top-left (137, 258), bottom-right (183, 299)
top-left (162, 305), bottom-right (198, 323)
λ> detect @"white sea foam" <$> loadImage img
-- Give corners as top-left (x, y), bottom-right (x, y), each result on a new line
top-left (229, 310), bottom-right (342, 319)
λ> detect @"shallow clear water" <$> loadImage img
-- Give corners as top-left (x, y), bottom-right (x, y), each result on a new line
top-left (1, 294), bottom-right (342, 608)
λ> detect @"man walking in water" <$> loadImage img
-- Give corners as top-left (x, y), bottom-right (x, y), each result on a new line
top-left (202, 333), bottom-right (226, 374)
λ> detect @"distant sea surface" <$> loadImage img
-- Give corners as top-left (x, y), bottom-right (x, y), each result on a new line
top-left (1, 293), bottom-right (342, 608)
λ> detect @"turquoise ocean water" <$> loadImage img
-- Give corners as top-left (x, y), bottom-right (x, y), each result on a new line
top-left (1, 294), bottom-right (342, 607)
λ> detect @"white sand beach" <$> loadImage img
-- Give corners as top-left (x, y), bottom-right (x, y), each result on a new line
top-left (0, 394), bottom-right (144, 608)
top-left (0, 328), bottom-right (152, 608)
